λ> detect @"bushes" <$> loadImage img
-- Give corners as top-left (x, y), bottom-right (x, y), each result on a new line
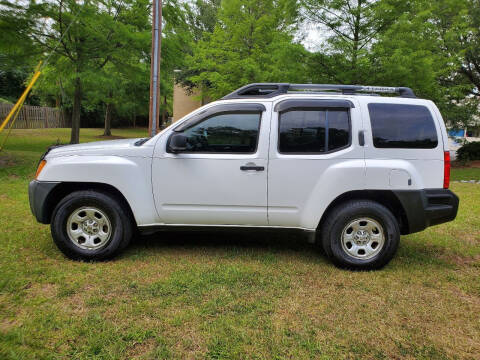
top-left (457, 141), bottom-right (480, 162)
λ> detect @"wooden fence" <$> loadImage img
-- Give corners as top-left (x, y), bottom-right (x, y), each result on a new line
top-left (0, 103), bottom-right (68, 129)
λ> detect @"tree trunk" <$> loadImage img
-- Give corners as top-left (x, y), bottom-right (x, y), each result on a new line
top-left (162, 95), bottom-right (167, 128)
top-left (132, 109), bottom-right (136, 128)
top-left (63, 107), bottom-right (72, 128)
top-left (58, 78), bottom-right (71, 128)
top-left (70, 76), bottom-right (82, 144)
top-left (351, 0), bottom-right (362, 83)
top-left (104, 102), bottom-right (112, 136)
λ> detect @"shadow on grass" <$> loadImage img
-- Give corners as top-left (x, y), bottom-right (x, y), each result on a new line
top-left (127, 229), bottom-right (323, 263)
top-left (126, 230), bottom-right (450, 268)
top-left (396, 239), bottom-right (452, 268)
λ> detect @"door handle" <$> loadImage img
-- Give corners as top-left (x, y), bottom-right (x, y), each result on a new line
top-left (240, 165), bottom-right (264, 171)
top-left (358, 130), bottom-right (365, 146)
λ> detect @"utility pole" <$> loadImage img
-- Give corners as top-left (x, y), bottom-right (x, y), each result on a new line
top-left (149, 0), bottom-right (162, 136)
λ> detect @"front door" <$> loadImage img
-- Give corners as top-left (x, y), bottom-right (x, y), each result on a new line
top-left (152, 103), bottom-right (271, 226)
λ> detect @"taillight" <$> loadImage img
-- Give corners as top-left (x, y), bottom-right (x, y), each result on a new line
top-left (443, 151), bottom-right (450, 189)
top-left (35, 160), bottom-right (47, 179)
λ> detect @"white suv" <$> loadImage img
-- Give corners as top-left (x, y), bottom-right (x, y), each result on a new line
top-left (29, 83), bottom-right (459, 269)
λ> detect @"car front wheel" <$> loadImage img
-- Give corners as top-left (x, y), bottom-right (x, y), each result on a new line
top-left (51, 190), bottom-right (133, 261)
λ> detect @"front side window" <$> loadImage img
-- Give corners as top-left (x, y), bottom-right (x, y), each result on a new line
top-left (279, 109), bottom-right (350, 153)
top-left (368, 103), bottom-right (438, 148)
top-left (180, 112), bottom-right (261, 153)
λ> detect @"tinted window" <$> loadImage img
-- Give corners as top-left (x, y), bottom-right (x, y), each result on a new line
top-left (181, 112), bottom-right (261, 153)
top-left (368, 103), bottom-right (438, 148)
top-left (328, 110), bottom-right (350, 150)
top-left (279, 109), bottom-right (350, 153)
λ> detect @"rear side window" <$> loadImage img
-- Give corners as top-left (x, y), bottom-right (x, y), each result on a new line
top-left (279, 109), bottom-right (350, 153)
top-left (368, 103), bottom-right (438, 148)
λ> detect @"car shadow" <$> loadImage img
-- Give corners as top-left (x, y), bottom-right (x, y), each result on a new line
top-left (128, 229), bottom-right (322, 260)
top-left (125, 231), bottom-right (450, 268)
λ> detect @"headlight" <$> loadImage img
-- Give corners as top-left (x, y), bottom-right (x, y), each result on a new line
top-left (35, 160), bottom-right (47, 179)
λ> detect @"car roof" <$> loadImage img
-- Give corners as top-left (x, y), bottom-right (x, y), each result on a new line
top-left (216, 92), bottom-right (433, 107)
top-left (222, 83), bottom-right (417, 100)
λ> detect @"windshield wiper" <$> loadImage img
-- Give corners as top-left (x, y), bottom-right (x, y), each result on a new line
top-left (134, 138), bottom-right (150, 146)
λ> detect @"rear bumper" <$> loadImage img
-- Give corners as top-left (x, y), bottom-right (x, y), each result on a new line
top-left (394, 189), bottom-right (459, 234)
top-left (29, 180), bottom-right (60, 224)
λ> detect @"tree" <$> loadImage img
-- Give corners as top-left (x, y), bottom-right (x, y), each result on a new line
top-left (302, 0), bottom-right (404, 83)
top-left (186, 0), bottom-right (221, 42)
top-left (174, 0), bottom-right (220, 92)
top-left (302, 0), bottom-right (478, 126)
top-left (81, 0), bottom-right (190, 133)
top-left (186, 0), bottom-right (310, 99)
top-left (440, 0), bottom-right (480, 95)
top-left (4, 0), bottom-right (151, 143)
top-left (0, 1), bottom-right (40, 104)
top-left (0, 1), bottom-right (38, 68)
top-left (82, 58), bottom-right (150, 135)
top-left (157, 1), bottom-right (196, 125)
top-left (370, 0), bottom-right (478, 126)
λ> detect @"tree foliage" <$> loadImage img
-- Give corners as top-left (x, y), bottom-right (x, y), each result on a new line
top-left (4, 0), bottom-right (153, 142)
top-left (370, 0), bottom-right (478, 126)
top-left (185, 0), bottom-right (310, 99)
top-left (1, 0), bottom-right (188, 142)
top-left (302, 0), bottom-right (394, 83)
top-left (457, 141), bottom-right (480, 161)
top-left (299, 0), bottom-right (479, 126)
top-left (1, 0), bottom-right (479, 135)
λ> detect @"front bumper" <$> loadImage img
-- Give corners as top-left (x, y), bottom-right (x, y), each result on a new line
top-left (29, 180), bottom-right (60, 224)
top-left (394, 189), bottom-right (459, 234)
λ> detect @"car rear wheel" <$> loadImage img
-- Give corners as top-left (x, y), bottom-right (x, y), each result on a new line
top-left (321, 200), bottom-right (400, 270)
top-left (51, 190), bottom-right (133, 261)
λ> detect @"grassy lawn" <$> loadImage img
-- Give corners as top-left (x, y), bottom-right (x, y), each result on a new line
top-left (0, 128), bottom-right (479, 359)
top-left (451, 167), bottom-right (480, 181)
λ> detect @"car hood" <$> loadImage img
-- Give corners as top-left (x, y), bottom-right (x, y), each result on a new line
top-left (45, 138), bottom-right (151, 158)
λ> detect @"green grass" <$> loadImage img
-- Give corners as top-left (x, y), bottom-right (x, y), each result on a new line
top-left (0, 97), bottom-right (13, 104)
top-left (451, 167), bottom-right (480, 181)
top-left (0, 128), bottom-right (479, 359)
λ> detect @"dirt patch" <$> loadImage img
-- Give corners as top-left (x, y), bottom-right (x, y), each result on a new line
top-left (0, 154), bottom-right (16, 167)
top-left (0, 317), bottom-right (20, 333)
top-left (452, 160), bottom-right (480, 168)
top-left (26, 283), bottom-right (58, 299)
top-left (126, 337), bottom-right (156, 359)
top-left (61, 291), bottom-right (88, 316)
top-left (0, 294), bottom-right (20, 333)
top-left (441, 254), bottom-right (480, 267)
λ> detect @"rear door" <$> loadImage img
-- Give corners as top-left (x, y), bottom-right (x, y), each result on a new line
top-left (267, 98), bottom-right (365, 229)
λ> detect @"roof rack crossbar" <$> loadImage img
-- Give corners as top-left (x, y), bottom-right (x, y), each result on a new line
top-left (222, 83), bottom-right (416, 99)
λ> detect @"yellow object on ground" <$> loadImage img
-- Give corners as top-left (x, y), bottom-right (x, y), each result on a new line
top-left (0, 62), bottom-right (42, 151)
top-left (0, 95), bottom-right (27, 151)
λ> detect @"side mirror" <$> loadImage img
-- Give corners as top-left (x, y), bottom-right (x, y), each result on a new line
top-left (168, 133), bottom-right (188, 153)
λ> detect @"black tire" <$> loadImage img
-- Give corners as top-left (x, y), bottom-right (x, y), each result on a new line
top-left (321, 200), bottom-right (400, 270)
top-left (51, 190), bottom-right (133, 261)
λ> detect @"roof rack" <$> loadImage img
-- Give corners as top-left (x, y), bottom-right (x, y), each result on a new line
top-left (221, 83), bottom-right (416, 99)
